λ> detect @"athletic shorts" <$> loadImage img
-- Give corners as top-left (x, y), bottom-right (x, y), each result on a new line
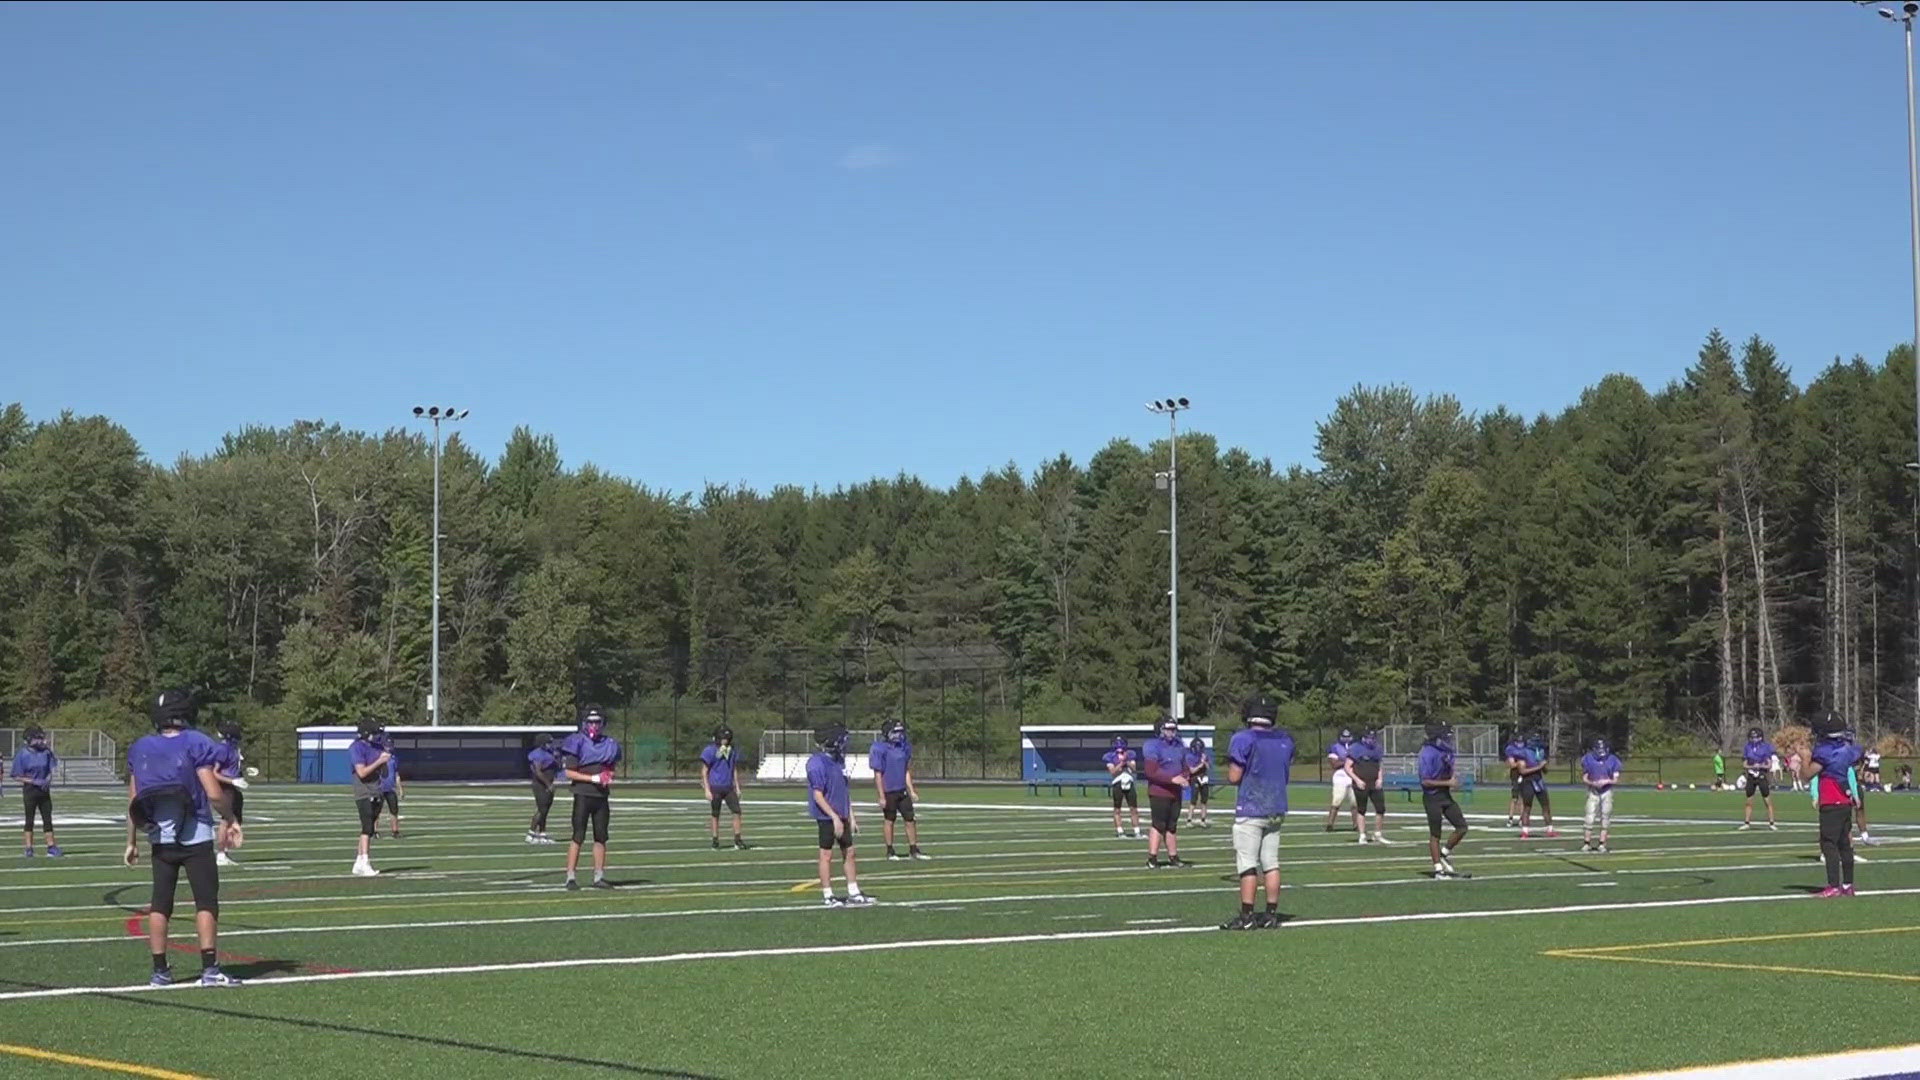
top-left (1744, 772), bottom-right (1771, 799)
top-left (1584, 788), bottom-right (1615, 829)
top-left (709, 787), bottom-right (741, 816)
top-left (1353, 782), bottom-right (1386, 815)
top-left (149, 841), bottom-right (219, 917)
top-left (355, 797), bottom-right (378, 837)
top-left (21, 785), bottom-right (52, 830)
top-left (1111, 783), bottom-right (1137, 810)
top-left (1190, 781), bottom-right (1210, 805)
top-left (1149, 794), bottom-right (1180, 833)
top-left (571, 791), bottom-right (610, 845)
top-left (816, 818), bottom-right (852, 851)
top-left (1330, 770), bottom-right (1354, 805)
top-left (381, 790), bottom-right (400, 816)
top-left (1423, 789), bottom-right (1467, 838)
top-left (1520, 778), bottom-right (1550, 806)
top-left (882, 790), bottom-right (915, 823)
top-left (1232, 815), bottom-right (1284, 875)
top-left (1510, 772), bottom-right (1523, 799)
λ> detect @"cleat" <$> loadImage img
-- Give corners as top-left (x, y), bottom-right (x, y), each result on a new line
top-left (149, 968), bottom-right (174, 987)
top-left (824, 895), bottom-right (847, 908)
top-left (1842, 884), bottom-right (1857, 896)
top-left (1146, 858), bottom-right (1161, 870)
top-left (541, 834), bottom-right (556, 845)
top-left (525, 832), bottom-right (539, 845)
top-left (887, 848), bottom-right (902, 861)
top-left (711, 838), bottom-right (721, 850)
top-left (216, 852), bottom-right (236, 867)
top-left (1817, 886), bottom-right (1843, 898)
top-left (45, 846), bottom-right (62, 858)
top-left (1598, 844), bottom-right (1609, 854)
top-left (1580, 842), bottom-right (1593, 853)
top-left (1371, 833), bottom-right (1393, 844)
top-left (1168, 856), bottom-right (1193, 868)
top-left (565, 878), bottom-right (580, 891)
top-left (590, 879), bottom-right (615, 890)
top-left (910, 847), bottom-right (931, 860)
top-left (733, 839), bottom-right (749, 850)
top-left (21, 849), bottom-right (30, 858)
top-left (1220, 912), bottom-right (1258, 931)
top-left (846, 893), bottom-right (876, 906)
top-left (1131, 830), bottom-right (1143, 840)
top-left (1545, 829), bottom-right (1559, 839)
top-left (1737, 823), bottom-right (1751, 831)
top-left (1355, 833), bottom-right (1369, 844)
top-left (1768, 823), bottom-right (1778, 832)
top-left (1519, 829), bottom-right (1531, 840)
top-left (198, 968), bottom-right (243, 987)
top-left (350, 862), bottom-right (379, 878)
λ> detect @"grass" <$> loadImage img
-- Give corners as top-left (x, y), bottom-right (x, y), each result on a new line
top-left (0, 779), bottom-right (1912, 1078)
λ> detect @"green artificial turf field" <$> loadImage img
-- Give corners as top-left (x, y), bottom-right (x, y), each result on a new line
top-left (0, 780), bottom-right (1913, 1079)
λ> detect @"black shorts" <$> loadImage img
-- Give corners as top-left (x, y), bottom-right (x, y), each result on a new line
top-left (571, 791), bottom-right (610, 845)
top-left (380, 790), bottom-right (400, 817)
top-left (1111, 783), bottom-right (1138, 810)
top-left (1744, 772), bottom-right (1771, 799)
top-left (1149, 794), bottom-right (1180, 833)
top-left (1191, 782), bottom-right (1210, 805)
top-left (882, 790), bottom-right (915, 822)
top-left (1520, 778), bottom-right (1550, 806)
top-left (227, 786), bottom-right (244, 824)
top-left (1354, 783), bottom-right (1387, 815)
top-left (356, 797), bottom-right (378, 836)
top-left (530, 781), bottom-right (555, 828)
top-left (1423, 789), bottom-right (1467, 838)
top-left (1510, 772), bottom-right (1523, 799)
top-left (816, 818), bottom-right (852, 851)
top-left (709, 787), bottom-right (741, 816)
top-left (149, 841), bottom-right (219, 917)
top-left (22, 785), bottom-right (52, 831)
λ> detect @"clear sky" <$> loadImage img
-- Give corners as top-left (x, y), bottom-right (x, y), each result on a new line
top-left (4, 1), bottom-right (1914, 494)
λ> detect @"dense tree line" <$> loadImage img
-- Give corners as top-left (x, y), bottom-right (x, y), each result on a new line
top-left (4, 330), bottom-right (1918, 765)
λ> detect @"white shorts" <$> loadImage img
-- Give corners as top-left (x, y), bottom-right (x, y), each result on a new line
top-left (1233, 815), bottom-right (1284, 875)
top-left (1330, 770), bottom-right (1354, 806)
top-left (1584, 788), bottom-right (1614, 828)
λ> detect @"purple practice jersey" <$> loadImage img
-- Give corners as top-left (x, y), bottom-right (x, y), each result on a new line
top-left (869, 739), bottom-right (911, 793)
top-left (701, 742), bottom-right (739, 791)
top-left (1418, 743), bottom-right (1455, 786)
top-left (1581, 753), bottom-right (1622, 789)
top-left (528, 746), bottom-right (560, 781)
top-left (10, 746), bottom-right (56, 787)
top-left (559, 731), bottom-right (621, 793)
top-left (1229, 727), bottom-right (1294, 817)
top-left (209, 739), bottom-right (242, 780)
top-left (1743, 740), bottom-right (1776, 771)
top-left (806, 751), bottom-right (851, 821)
top-left (127, 729), bottom-right (221, 846)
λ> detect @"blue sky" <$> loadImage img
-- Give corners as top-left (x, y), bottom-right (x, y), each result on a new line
top-left (3, 1), bottom-right (1914, 493)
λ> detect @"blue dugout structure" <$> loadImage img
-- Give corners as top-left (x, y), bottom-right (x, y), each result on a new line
top-left (1020, 724), bottom-right (1217, 782)
top-left (298, 726), bottom-right (576, 784)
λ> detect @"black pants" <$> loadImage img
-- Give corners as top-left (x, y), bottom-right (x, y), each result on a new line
top-left (531, 781), bottom-right (555, 831)
top-left (227, 786), bottom-right (244, 824)
top-left (21, 786), bottom-right (52, 833)
top-left (1424, 789), bottom-right (1467, 838)
top-left (1819, 804), bottom-right (1855, 887)
top-left (710, 788), bottom-right (742, 817)
top-left (150, 842), bottom-right (219, 917)
top-left (571, 791), bottom-right (610, 845)
top-left (370, 791), bottom-right (399, 828)
top-left (1354, 784), bottom-right (1387, 816)
top-left (1149, 795), bottom-right (1180, 834)
top-left (355, 797), bottom-right (378, 837)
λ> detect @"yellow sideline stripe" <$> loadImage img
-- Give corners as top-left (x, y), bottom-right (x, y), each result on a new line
top-left (0, 1042), bottom-right (211, 1079)
top-left (1543, 925), bottom-right (1920, 984)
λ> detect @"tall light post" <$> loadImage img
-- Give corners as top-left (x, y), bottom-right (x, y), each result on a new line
top-left (1147, 397), bottom-right (1190, 720)
top-left (1863, 0), bottom-right (1920, 738)
top-left (411, 405), bottom-right (468, 726)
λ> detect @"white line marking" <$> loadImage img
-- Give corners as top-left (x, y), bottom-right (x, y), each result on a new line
top-left (5, 886), bottom-right (1918, 1002)
top-left (1578, 882), bottom-right (1619, 888)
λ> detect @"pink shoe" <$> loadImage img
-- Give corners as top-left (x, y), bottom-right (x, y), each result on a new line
top-left (1842, 885), bottom-right (1856, 897)
top-left (1546, 829), bottom-right (1560, 839)
top-left (1817, 887), bottom-right (1844, 898)
top-left (1519, 829), bottom-right (1531, 840)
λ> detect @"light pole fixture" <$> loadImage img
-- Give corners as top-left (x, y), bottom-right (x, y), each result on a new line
top-left (1146, 397), bottom-right (1190, 720)
top-left (411, 405), bottom-right (469, 726)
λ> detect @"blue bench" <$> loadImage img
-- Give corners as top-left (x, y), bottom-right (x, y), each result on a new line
top-left (1383, 774), bottom-right (1475, 802)
top-left (1027, 775), bottom-right (1113, 797)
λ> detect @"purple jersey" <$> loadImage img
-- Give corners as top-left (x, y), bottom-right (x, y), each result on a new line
top-left (1418, 743), bottom-right (1455, 785)
top-left (1743, 740), bottom-right (1775, 771)
top-left (559, 731), bottom-right (621, 793)
top-left (1581, 753), bottom-right (1621, 788)
top-left (127, 729), bottom-right (220, 846)
top-left (209, 739), bottom-right (242, 780)
top-left (1141, 735), bottom-right (1189, 799)
top-left (10, 746), bottom-right (56, 787)
top-left (868, 739), bottom-right (911, 793)
top-left (1184, 746), bottom-right (1213, 780)
top-left (806, 752), bottom-right (851, 821)
top-left (1228, 727), bottom-right (1294, 817)
top-left (528, 746), bottom-right (560, 781)
top-left (701, 742), bottom-right (739, 790)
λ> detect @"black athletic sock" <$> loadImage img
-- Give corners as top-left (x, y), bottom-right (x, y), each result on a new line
top-left (152, 953), bottom-right (169, 973)
top-left (200, 949), bottom-right (217, 971)
top-left (1240, 902), bottom-right (1253, 916)
top-left (1265, 902), bottom-right (1278, 915)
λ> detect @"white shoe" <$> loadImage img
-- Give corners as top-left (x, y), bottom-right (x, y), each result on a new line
top-left (525, 832), bottom-right (539, 844)
top-left (215, 852), bottom-right (236, 867)
top-left (351, 860), bottom-right (379, 877)
top-left (1768, 823), bottom-right (1778, 832)
top-left (1737, 823), bottom-right (1751, 831)
top-left (1355, 833), bottom-right (1369, 844)
top-left (1371, 833), bottom-right (1392, 844)
top-left (1131, 831), bottom-right (1143, 840)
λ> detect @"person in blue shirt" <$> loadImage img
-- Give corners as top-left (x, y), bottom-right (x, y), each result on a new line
top-left (1579, 738), bottom-right (1622, 854)
top-left (1221, 694), bottom-right (1294, 930)
top-left (808, 725), bottom-right (872, 908)
top-left (348, 717), bottom-right (390, 877)
top-left (1513, 730), bottom-right (1557, 840)
top-left (1344, 726), bottom-right (1391, 844)
top-left (560, 706), bottom-right (622, 891)
top-left (701, 725), bottom-right (748, 851)
top-left (1738, 727), bottom-right (1778, 831)
top-left (369, 734), bottom-right (403, 840)
top-left (11, 725), bottom-right (60, 858)
top-left (210, 720), bottom-right (248, 868)
top-left (1801, 712), bottom-right (1862, 897)
top-left (124, 688), bottom-right (242, 987)
top-left (526, 733), bottom-right (561, 844)
top-left (1420, 719), bottom-right (1470, 879)
top-left (1183, 735), bottom-right (1213, 829)
top-left (1141, 716), bottom-right (1193, 870)
top-left (869, 720), bottom-right (926, 861)
top-left (1503, 734), bottom-right (1528, 828)
top-left (1103, 737), bottom-right (1141, 839)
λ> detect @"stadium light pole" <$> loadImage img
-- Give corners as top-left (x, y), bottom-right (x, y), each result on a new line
top-left (411, 405), bottom-right (469, 726)
top-left (1146, 397), bottom-right (1190, 720)
top-left (1862, 0), bottom-right (1920, 734)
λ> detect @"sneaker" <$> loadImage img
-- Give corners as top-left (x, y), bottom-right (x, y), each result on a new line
top-left (824, 896), bottom-right (847, 908)
top-left (1355, 833), bottom-right (1370, 844)
top-left (1737, 823), bottom-right (1751, 831)
top-left (1598, 843), bottom-right (1610, 854)
top-left (525, 832), bottom-right (540, 845)
top-left (1817, 886), bottom-right (1844, 898)
top-left (1131, 831), bottom-right (1143, 840)
top-left (910, 847), bottom-right (931, 860)
top-left (21, 848), bottom-right (30, 858)
top-left (45, 846), bottom-right (61, 858)
top-left (1168, 856), bottom-right (1193, 868)
top-left (1842, 884), bottom-right (1857, 896)
top-left (198, 968), bottom-right (243, 988)
top-left (149, 967), bottom-right (174, 987)
top-left (733, 839), bottom-right (749, 850)
top-left (1580, 841), bottom-right (1594, 853)
top-left (216, 852), bottom-right (236, 867)
top-left (1768, 823), bottom-right (1778, 832)
top-left (1220, 911), bottom-right (1259, 931)
top-left (350, 861), bottom-right (379, 878)
top-left (887, 847), bottom-right (903, 861)
top-left (1372, 833), bottom-right (1393, 844)
top-left (846, 893), bottom-right (876, 906)
top-left (1545, 829), bottom-right (1560, 839)
top-left (590, 879), bottom-right (615, 890)
top-left (565, 878), bottom-right (580, 892)
top-left (1146, 858), bottom-right (1162, 870)
top-left (711, 838), bottom-right (721, 850)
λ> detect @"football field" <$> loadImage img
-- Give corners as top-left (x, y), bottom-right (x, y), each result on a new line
top-left (0, 782), bottom-right (1914, 1079)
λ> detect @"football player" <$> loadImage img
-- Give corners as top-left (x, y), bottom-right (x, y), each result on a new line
top-left (1803, 712), bottom-right (1862, 897)
top-left (348, 717), bottom-right (389, 877)
top-left (1420, 720), bottom-right (1470, 879)
top-left (11, 725), bottom-right (60, 858)
top-left (701, 725), bottom-right (748, 851)
top-left (1513, 731), bottom-right (1557, 839)
top-left (1323, 727), bottom-right (1359, 833)
top-left (1738, 726), bottom-right (1778, 831)
top-left (1141, 715), bottom-right (1192, 870)
top-left (526, 733), bottom-right (560, 844)
top-left (1104, 736), bottom-right (1141, 839)
top-left (560, 706), bottom-right (622, 891)
top-left (1579, 738), bottom-right (1622, 854)
top-left (370, 732), bottom-right (402, 840)
top-left (1221, 694), bottom-right (1294, 930)
top-left (870, 720), bottom-right (926, 861)
top-left (1503, 731), bottom-right (1528, 826)
top-left (808, 725), bottom-right (872, 907)
top-left (211, 720), bottom-right (248, 867)
top-left (1345, 726), bottom-right (1390, 844)
top-left (1184, 735), bottom-right (1213, 828)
